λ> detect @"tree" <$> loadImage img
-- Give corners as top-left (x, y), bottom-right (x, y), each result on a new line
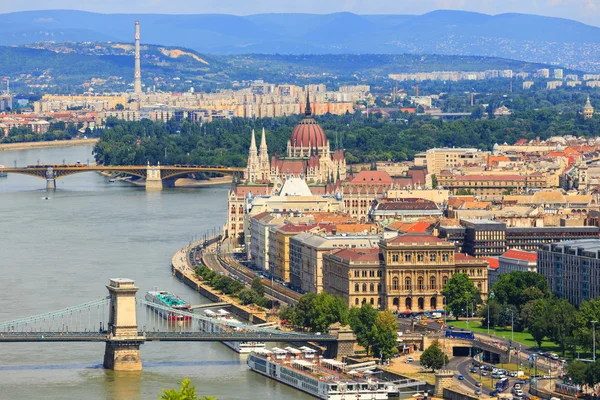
top-left (349, 303), bottom-right (378, 356)
top-left (115, 103), bottom-right (125, 111)
top-left (491, 271), bottom-right (549, 310)
top-left (431, 174), bottom-right (438, 189)
top-left (282, 292), bottom-right (349, 332)
top-left (238, 288), bottom-right (259, 305)
top-left (251, 277), bottom-right (265, 297)
top-left (479, 299), bottom-right (502, 329)
top-left (527, 299), bottom-right (550, 348)
top-left (546, 299), bottom-right (577, 355)
top-left (159, 378), bottom-right (217, 400)
top-left (370, 311), bottom-right (398, 360)
top-left (575, 298), bottom-right (600, 354)
top-left (568, 360), bottom-right (588, 386)
top-left (441, 273), bottom-right (481, 320)
top-left (420, 341), bottom-right (449, 371)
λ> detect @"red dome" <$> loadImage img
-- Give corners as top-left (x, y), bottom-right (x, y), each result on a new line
top-left (289, 117), bottom-right (327, 148)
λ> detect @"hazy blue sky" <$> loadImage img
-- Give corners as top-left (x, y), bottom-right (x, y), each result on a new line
top-left (1, 0), bottom-right (599, 26)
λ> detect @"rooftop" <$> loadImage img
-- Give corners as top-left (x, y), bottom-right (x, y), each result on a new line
top-left (501, 249), bottom-right (537, 262)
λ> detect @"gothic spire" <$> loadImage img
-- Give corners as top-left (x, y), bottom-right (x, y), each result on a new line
top-left (250, 129), bottom-right (257, 151)
top-left (260, 127), bottom-right (267, 149)
top-left (305, 88), bottom-right (312, 116)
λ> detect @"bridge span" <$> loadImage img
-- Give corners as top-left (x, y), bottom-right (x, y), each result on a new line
top-left (3, 164), bottom-right (244, 190)
top-left (0, 278), bottom-right (346, 371)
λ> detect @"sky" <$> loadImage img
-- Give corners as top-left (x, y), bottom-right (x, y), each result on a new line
top-left (1, 0), bottom-right (599, 26)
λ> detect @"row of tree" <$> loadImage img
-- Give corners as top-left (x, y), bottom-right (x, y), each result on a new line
top-left (279, 292), bottom-right (399, 360)
top-left (0, 121), bottom-right (97, 144)
top-left (92, 106), bottom-right (600, 168)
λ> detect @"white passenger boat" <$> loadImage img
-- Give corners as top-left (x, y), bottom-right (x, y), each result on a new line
top-left (199, 309), bottom-right (266, 353)
top-left (247, 347), bottom-right (390, 399)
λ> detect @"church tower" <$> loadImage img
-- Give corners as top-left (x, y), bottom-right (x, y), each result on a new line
top-left (259, 127), bottom-right (270, 181)
top-left (584, 96), bottom-right (594, 120)
top-left (246, 129), bottom-right (259, 182)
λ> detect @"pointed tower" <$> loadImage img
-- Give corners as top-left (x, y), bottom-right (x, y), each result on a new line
top-left (259, 127), bottom-right (270, 181)
top-left (246, 129), bottom-right (259, 182)
top-left (584, 96), bottom-right (594, 120)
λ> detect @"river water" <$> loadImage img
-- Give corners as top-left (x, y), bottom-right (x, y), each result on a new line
top-left (0, 146), bottom-right (310, 400)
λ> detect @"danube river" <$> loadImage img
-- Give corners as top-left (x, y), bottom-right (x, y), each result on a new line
top-left (0, 146), bottom-right (310, 399)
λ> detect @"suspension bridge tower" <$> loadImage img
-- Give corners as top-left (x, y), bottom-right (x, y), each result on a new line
top-left (103, 278), bottom-right (144, 371)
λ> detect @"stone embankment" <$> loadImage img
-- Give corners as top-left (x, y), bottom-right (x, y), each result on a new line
top-left (0, 138), bottom-right (99, 151)
top-left (170, 244), bottom-right (267, 324)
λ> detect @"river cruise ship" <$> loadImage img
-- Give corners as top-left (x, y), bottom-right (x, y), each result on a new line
top-left (145, 289), bottom-right (192, 321)
top-left (199, 309), bottom-right (266, 353)
top-left (247, 347), bottom-right (390, 399)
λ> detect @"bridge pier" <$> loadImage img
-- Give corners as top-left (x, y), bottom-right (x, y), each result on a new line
top-left (46, 167), bottom-right (56, 190)
top-left (146, 165), bottom-right (163, 191)
top-left (324, 323), bottom-right (356, 359)
top-left (103, 278), bottom-right (144, 371)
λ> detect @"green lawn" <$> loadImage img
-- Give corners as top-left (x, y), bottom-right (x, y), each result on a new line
top-left (448, 320), bottom-right (562, 354)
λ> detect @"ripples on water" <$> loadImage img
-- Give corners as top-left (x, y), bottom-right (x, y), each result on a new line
top-left (0, 146), bottom-right (310, 399)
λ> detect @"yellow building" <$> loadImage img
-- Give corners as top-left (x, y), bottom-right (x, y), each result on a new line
top-left (424, 148), bottom-right (489, 175)
top-left (323, 234), bottom-right (488, 311)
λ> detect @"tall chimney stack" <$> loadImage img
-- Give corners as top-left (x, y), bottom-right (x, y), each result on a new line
top-left (134, 21), bottom-right (142, 94)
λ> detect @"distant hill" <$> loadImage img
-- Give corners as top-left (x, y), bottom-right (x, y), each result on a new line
top-left (0, 10), bottom-right (599, 71)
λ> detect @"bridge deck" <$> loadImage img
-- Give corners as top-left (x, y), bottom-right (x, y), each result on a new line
top-left (0, 332), bottom-right (336, 343)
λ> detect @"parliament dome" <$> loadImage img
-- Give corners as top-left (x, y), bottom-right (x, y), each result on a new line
top-left (289, 93), bottom-right (327, 148)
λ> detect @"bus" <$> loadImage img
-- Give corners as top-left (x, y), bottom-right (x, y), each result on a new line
top-left (495, 378), bottom-right (510, 392)
top-left (445, 329), bottom-right (475, 340)
top-left (555, 382), bottom-right (583, 398)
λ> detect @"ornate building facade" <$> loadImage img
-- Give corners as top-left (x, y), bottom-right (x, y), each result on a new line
top-left (322, 234), bottom-right (488, 311)
top-left (226, 96), bottom-right (347, 239)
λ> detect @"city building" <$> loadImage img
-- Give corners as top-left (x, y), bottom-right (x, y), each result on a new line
top-left (437, 173), bottom-right (547, 196)
top-left (322, 234), bottom-right (488, 311)
top-left (369, 198), bottom-right (442, 223)
top-left (227, 98), bottom-right (346, 239)
top-left (538, 240), bottom-right (600, 306)
top-left (492, 249), bottom-right (537, 287)
top-left (415, 148), bottom-right (488, 175)
top-left (289, 232), bottom-right (379, 293)
top-left (460, 219), bottom-right (507, 257)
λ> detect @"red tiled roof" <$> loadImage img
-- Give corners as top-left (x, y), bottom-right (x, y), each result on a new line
top-left (350, 170), bottom-right (393, 185)
top-left (388, 221), bottom-right (431, 233)
top-left (278, 224), bottom-right (314, 233)
top-left (501, 249), bottom-right (537, 262)
top-left (331, 248), bottom-right (380, 262)
top-left (485, 257), bottom-right (499, 269)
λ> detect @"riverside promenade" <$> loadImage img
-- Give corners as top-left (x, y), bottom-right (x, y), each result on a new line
top-left (170, 240), bottom-right (268, 324)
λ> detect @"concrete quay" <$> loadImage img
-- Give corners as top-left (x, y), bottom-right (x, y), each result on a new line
top-left (170, 241), bottom-right (268, 324)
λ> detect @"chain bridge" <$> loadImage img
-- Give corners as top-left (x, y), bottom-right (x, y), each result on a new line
top-left (3, 164), bottom-right (244, 190)
top-left (0, 279), bottom-right (338, 371)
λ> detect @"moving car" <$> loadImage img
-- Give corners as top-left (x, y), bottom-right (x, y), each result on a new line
top-left (458, 375), bottom-right (465, 380)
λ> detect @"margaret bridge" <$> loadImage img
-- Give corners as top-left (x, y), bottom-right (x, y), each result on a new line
top-left (2, 164), bottom-right (244, 190)
top-left (0, 278), bottom-right (343, 371)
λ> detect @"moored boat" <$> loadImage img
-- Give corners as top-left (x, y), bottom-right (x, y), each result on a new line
top-left (199, 309), bottom-right (266, 353)
top-left (247, 347), bottom-right (390, 399)
top-left (0, 165), bottom-right (7, 178)
top-left (145, 289), bottom-right (192, 321)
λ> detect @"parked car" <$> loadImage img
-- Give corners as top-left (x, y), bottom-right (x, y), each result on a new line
top-left (407, 356), bottom-right (414, 362)
top-left (490, 390), bottom-right (499, 397)
top-left (481, 371), bottom-right (488, 376)
top-left (475, 389), bottom-right (482, 395)
top-left (476, 382), bottom-right (482, 387)
top-left (515, 380), bottom-right (527, 385)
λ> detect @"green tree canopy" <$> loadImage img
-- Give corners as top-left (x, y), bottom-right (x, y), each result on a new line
top-left (370, 311), bottom-right (398, 360)
top-left (491, 271), bottom-right (549, 309)
top-left (251, 277), bottom-right (265, 297)
top-left (349, 303), bottom-right (378, 356)
top-left (159, 378), bottom-right (216, 400)
top-left (420, 341), bottom-right (449, 371)
top-left (441, 273), bottom-right (481, 320)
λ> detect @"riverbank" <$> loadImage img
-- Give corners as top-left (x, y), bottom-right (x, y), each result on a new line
top-left (0, 138), bottom-right (99, 151)
top-left (171, 244), bottom-right (268, 324)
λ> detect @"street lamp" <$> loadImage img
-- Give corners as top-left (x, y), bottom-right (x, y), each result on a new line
top-left (488, 292), bottom-right (495, 336)
top-left (592, 320), bottom-right (598, 361)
